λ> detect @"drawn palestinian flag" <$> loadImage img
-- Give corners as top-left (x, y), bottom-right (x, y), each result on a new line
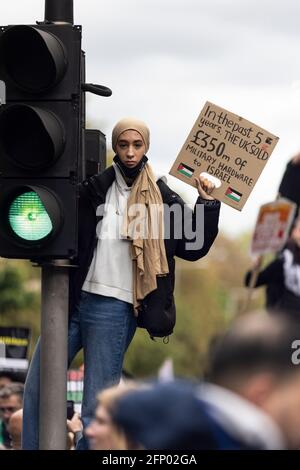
top-left (225, 187), bottom-right (242, 203)
top-left (177, 162), bottom-right (194, 178)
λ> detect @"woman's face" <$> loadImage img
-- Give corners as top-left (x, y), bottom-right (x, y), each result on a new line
top-left (85, 404), bottom-right (117, 450)
top-left (116, 129), bottom-right (146, 168)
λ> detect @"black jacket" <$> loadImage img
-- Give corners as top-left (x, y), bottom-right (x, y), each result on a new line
top-left (69, 166), bottom-right (221, 338)
top-left (245, 253), bottom-right (300, 315)
top-left (279, 160), bottom-right (300, 208)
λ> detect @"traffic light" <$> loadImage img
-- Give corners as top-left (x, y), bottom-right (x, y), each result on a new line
top-left (85, 129), bottom-right (106, 178)
top-left (0, 22), bottom-right (82, 259)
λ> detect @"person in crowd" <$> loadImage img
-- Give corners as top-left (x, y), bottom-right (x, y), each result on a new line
top-left (23, 118), bottom-right (220, 449)
top-left (85, 382), bottom-right (142, 450)
top-left (67, 412), bottom-right (83, 450)
top-left (278, 151), bottom-right (300, 212)
top-left (7, 409), bottom-right (22, 450)
top-left (249, 151), bottom-right (300, 309)
top-left (66, 382), bottom-right (142, 450)
top-left (201, 312), bottom-right (300, 449)
top-left (0, 371), bottom-right (26, 390)
top-left (245, 217), bottom-right (300, 315)
top-left (112, 380), bottom-right (217, 450)
top-left (0, 373), bottom-right (13, 390)
top-left (0, 383), bottom-right (23, 449)
top-left (113, 313), bottom-right (300, 450)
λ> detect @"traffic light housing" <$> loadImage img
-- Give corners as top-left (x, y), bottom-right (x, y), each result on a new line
top-left (85, 129), bottom-right (106, 178)
top-left (0, 22), bottom-right (82, 259)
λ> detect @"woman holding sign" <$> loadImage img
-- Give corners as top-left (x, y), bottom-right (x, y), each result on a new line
top-left (23, 118), bottom-right (221, 449)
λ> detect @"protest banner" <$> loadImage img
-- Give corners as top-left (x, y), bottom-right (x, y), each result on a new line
top-left (0, 327), bottom-right (30, 372)
top-left (251, 199), bottom-right (297, 255)
top-left (169, 101), bottom-right (279, 210)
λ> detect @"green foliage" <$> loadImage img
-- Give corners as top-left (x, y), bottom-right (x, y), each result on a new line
top-left (0, 260), bottom-right (41, 357)
top-left (0, 261), bottom-right (37, 313)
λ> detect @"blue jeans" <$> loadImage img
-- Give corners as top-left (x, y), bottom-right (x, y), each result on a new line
top-left (22, 292), bottom-right (137, 450)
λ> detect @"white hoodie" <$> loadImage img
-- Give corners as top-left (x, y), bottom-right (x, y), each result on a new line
top-left (82, 163), bottom-right (167, 304)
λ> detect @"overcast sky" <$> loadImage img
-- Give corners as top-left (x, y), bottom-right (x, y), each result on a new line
top-left (2, 0), bottom-right (300, 239)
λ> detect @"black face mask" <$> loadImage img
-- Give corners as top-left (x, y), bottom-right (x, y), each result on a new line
top-left (113, 154), bottom-right (148, 181)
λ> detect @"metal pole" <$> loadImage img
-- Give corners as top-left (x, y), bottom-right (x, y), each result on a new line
top-left (241, 256), bottom-right (263, 314)
top-left (39, 262), bottom-right (69, 450)
top-left (45, 0), bottom-right (74, 24)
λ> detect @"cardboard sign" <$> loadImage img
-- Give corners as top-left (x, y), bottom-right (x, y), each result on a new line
top-left (169, 101), bottom-right (279, 211)
top-left (250, 199), bottom-right (296, 255)
top-left (0, 327), bottom-right (30, 372)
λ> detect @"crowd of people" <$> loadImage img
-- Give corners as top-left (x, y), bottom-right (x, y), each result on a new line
top-left (0, 378), bottom-right (23, 449)
top-left (2, 312), bottom-right (300, 450)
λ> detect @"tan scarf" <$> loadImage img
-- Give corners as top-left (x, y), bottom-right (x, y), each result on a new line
top-left (121, 163), bottom-right (169, 315)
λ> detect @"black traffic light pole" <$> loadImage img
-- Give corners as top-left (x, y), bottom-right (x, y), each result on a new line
top-left (0, 0), bottom-right (111, 449)
top-left (39, 0), bottom-right (111, 450)
top-left (40, 261), bottom-right (70, 450)
top-left (39, 0), bottom-right (73, 450)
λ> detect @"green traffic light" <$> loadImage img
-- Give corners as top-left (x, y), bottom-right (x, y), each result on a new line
top-left (8, 191), bottom-right (52, 241)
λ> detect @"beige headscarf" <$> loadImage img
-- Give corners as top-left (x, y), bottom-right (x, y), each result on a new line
top-left (121, 163), bottom-right (169, 315)
top-left (112, 118), bottom-right (169, 315)
top-left (112, 117), bottom-right (150, 154)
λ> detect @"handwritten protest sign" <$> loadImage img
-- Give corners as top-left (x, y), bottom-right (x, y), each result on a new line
top-left (250, 199), bottom-right (296, 255)
top-left (169, 102), bottom-right (279, 211)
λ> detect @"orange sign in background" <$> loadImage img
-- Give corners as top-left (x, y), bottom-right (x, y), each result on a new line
top-left (251, 199), bottom-right (297, 255)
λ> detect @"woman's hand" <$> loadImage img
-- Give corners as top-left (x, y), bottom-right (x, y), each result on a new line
top-left (67, 412), bottom-right (83, 434)
top-left (194, 176), bottom-right (215, 200)
top-left (292, 152), bottom-right (300, 165)
top-left (251, 255), bottom-right (263, 270)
